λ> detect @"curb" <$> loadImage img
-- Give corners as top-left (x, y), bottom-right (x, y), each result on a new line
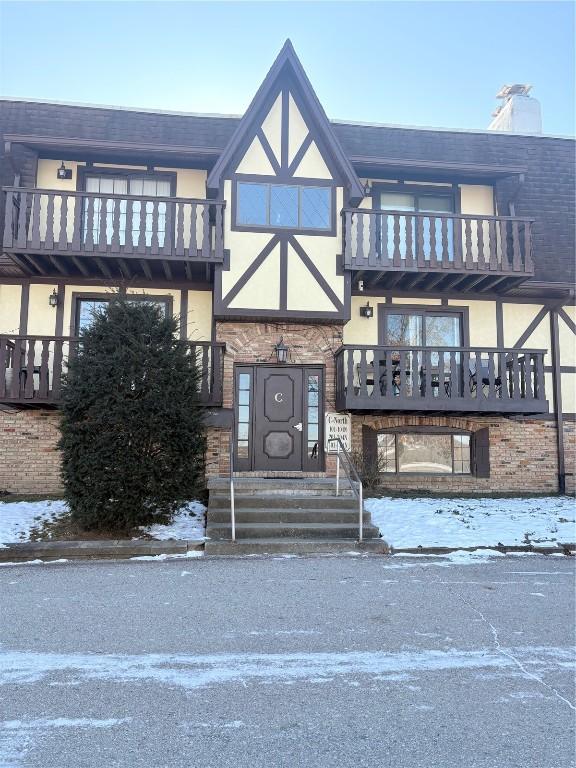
top-left (391, 544), bottom-right (575, 556)
top-left (0, 539), bottom-right (204, 562)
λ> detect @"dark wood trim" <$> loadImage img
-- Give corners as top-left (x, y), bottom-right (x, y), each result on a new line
top-left (256, 128), bottom-right (282, 176)
top-left (221, 235), bottom-right (280, 307)
top-left (513, 306), bottom-right (549, 348)
top-left (550, 310), bottom-right (565, 493)
top-left (496, 298), bottom-right (504, 347)
top-left (287, 132), bottom-right (313, 176)
top-left (19, 282), bottom-right (29, 334)
top-left (179, 288), bottom-right (188, 340)
top-left (54, 281), bottom-right (65, 336)
top-left (288, 236), bottom-right (344, 312)
top-left (559, 308), bottom-right (576, 336)
top-left (279, 239), bottom-right (288, 311)
top-left (0, 276), bottom-right (212, 291)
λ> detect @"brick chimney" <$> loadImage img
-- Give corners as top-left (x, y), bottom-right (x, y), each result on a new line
top-left (488, 85), bottom-right (542, 134)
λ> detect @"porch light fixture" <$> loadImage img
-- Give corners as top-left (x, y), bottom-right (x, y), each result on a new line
top-left (359, 302), bottom-right (373, 319)
top-left (56, 161), bottom-right (72, 181)
top-left (48, 289), bottom-right (59, 308)
top-left (363, 180), bottom-right (372, 197)
top-left (274, 336), bottom-right (289, 364)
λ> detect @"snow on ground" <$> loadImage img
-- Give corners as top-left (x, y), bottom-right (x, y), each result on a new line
top-left (0, 500), bottom-right (66, 548)
top-left (0, 499), bottom-right (206, 546)
top-left (140, 501), bottom-right (206, 541)
top-left (366, 495), bottom-right (576, 549)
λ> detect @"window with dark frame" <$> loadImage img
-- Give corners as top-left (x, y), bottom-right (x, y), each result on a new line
top-left (378, 432), bottom-right (471, 475)
top-left (236, 182), bottom-right (331, 230)
top-left (82, 172), bottom-right (173, 248)
top-left (75, 296), bottom-right (170, 333)
top-left (377, 187), bottom-right (455, 260)
top-left (381, 308), bottom-right (464, 348)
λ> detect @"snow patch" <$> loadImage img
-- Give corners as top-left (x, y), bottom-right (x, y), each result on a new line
top-left (366, 495), bottom-right (576, 549)
top-left (0, 500), bottom-right (67, 547)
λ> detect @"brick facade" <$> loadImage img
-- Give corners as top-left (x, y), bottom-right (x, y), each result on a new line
top-left (0, 410), bottom-right (63, 494)
top-left (352, 414), bottom-right (561, 494)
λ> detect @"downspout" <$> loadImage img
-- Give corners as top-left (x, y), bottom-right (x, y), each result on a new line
top-left (550, 288), bottom-right (574, 494)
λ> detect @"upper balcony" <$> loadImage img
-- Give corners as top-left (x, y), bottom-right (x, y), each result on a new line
top-left (342, 208), bottom-right (534, 293)
top-left (2, 187), bottom-right (226, 281)
top-left (0, 335), bottom-right (225, 408)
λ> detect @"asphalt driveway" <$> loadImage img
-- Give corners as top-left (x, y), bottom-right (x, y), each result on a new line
top-left (1, 554), bottom-right (574, 768)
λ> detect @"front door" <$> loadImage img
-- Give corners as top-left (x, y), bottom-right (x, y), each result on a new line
top-left (234, 365), bottom-right (323, 472)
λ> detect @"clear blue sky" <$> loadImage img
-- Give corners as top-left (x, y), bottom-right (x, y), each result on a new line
top-left (0, 1), bottom-right (574, 135)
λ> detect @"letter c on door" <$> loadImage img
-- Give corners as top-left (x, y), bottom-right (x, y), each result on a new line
top-left (274, 392), bottom-right (284, 403)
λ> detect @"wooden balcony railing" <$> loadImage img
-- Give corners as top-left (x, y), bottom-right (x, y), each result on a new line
top-left (2, 188), bottom-right (226, 263)
top-left (0, 336), bottom-right (225, 408)
top-left (335, 345), bottom-right (548, 414)
top-left (342, 209), bottom-right (534, 286)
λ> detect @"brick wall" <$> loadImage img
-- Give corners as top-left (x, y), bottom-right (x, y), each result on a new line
top-left (564, 420), bottom-right (576, 494)
top-left (0, 410), bottom-right (63, 494)
top-left (352, 413), bottom-right (560, 494)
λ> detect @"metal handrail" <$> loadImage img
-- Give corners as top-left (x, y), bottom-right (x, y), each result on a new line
top-left (328, 437), bottom-right (364, 543)
top-left (229, 436), bottom-right (236, 542)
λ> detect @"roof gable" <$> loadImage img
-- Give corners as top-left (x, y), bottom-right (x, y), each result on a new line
top-left (207, 40), bottom-right (364, 203)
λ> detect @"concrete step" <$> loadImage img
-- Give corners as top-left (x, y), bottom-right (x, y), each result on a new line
top-left (206, 522), bottom-right (381, 541)
top-left (208, 494), bottom-right (358, 510)
top-left (207, 508), bottom-right (372, 525)
top-left (204, 538), bottom-right (389, 556)
top-left (207, 478), bottom-right (355, 497)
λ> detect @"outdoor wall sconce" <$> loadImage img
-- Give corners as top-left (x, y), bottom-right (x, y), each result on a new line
top-left (56, 161), bottom-right (72, 181)
top-left (274, 336), bottom-right (289, 364)
top-left (48, 289), bottom-right (59, 308)
top-left (359, 302), bottom-right (373, 319)
top-left (363, 180), bottom-right (372, 197)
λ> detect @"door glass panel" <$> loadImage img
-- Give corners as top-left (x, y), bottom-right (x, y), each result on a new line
top-left (306, 374), bottom-right (320, 460)
top-left (418, 196), bottom-right (452, 213)
top-left (380, 193), bottom-right (415, 211)
top-left (236, 371), bottom-right (252, 462)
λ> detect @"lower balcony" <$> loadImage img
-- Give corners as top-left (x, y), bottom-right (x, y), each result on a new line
top-left (335, 345), bottom-right (548, 414)
top-left (0, 336), bottom-right (225, 408)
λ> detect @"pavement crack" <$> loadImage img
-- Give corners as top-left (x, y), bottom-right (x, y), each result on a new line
top-left (464, 601), bottom-right (575, 712)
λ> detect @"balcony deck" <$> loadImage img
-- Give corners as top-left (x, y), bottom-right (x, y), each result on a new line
top-left (0, 336), bottom-right (225, 408)
top-left (342, 209), bottom-right (534, 293)
top-left (335, 345), bottom-right (548, 414)
top-left (2, 187), bottom-right (226, 282)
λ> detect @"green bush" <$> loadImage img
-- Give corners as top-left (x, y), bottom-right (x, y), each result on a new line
top-left (59, 297), bottom-right (206, 532)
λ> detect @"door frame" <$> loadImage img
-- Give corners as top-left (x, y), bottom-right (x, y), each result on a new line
top-left (233, 363), bottom-right (325, 472)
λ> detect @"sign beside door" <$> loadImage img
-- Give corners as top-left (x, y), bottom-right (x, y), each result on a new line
top-left (325, 412), bottom-right (351, 453)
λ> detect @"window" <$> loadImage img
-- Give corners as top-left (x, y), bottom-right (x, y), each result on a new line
top-left (382, 309), bottom-right (463, 348)
top-left (306, 373), bottom-right (320, 460)
top-left (236, 182), bottom-right (331, 230)
top-left (83, 174), bottom-right (172, 248)
top-left (75, 296), bottom-right (170, 333)
top-left (378, 188), bottom-right (454, 260)
top-left (378, 432), bottom-right (471, 475)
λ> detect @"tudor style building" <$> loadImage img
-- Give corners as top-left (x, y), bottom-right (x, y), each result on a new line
top-left (0, 41), bottom-right (575, 497)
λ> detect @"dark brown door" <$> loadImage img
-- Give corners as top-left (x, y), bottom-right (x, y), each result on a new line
top-left (253, 367), bottom-right (303, 471)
